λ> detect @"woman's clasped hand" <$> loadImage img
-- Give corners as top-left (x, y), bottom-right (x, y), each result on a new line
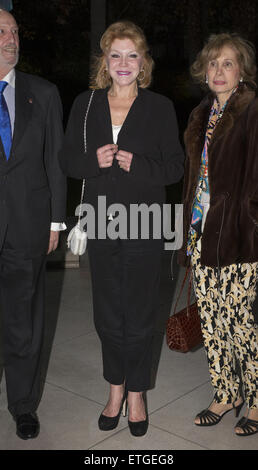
top-left (96, 143), bottom-right (133, 172)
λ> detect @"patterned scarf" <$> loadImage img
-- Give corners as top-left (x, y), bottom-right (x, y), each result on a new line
top-left (187, 96), bottom-right (229, 256)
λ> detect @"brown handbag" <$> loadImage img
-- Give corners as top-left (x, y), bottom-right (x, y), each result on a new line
top-left (166, 267), bottom-right (203, 353)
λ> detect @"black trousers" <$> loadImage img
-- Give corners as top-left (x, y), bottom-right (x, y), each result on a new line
top-left (0, 235), bottom-right (46, 417)
top-left (88, 238), bottom-right (163, 392)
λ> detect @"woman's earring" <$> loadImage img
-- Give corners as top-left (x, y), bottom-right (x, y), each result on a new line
top-left (138, 69), bottom-right (145, 82)
top-left (239, 77), bottom-right (243, 83)
top-left (103, 68), bottom-right (111, 81)
top-left (205, 75), bottom-right (208, 84)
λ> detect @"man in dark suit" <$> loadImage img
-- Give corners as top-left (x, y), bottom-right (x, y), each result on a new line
top-left (0, 9), bottom-right (66, 439)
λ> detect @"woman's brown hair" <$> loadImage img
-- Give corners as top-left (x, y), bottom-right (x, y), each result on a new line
top-left (191, 33), bottom-right (257, 89)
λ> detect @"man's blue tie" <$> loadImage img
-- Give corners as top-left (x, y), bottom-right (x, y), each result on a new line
top-left (0, 81), bottom-right (12, 160)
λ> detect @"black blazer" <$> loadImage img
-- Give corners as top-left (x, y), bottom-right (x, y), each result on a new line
top-left (59, 87), bottom-right (184, 235)
top-left (0, 70), bottom-right (66, 256)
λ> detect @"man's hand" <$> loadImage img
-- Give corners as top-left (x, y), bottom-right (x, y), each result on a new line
top-left (47, 230), bottom-right (60, 254)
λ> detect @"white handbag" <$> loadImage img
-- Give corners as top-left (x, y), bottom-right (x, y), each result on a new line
top-left (67, 221), bottom-right (87, 256)
top-left (67, 90), bottom-right (95, 255)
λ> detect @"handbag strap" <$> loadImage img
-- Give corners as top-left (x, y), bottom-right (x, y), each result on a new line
top-left (77, 90), bottom-right (95, 225)
top-left (173, 266), bottom-right (193, 317)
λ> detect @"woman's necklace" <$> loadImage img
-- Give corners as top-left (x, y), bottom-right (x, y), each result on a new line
top-left (217, 86), bottom-right (238, 119)
top-left (217, 107), bottom-right (225, 119)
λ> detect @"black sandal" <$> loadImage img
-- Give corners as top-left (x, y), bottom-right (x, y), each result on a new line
top-left (235, 416), bottom-right (258, 437)
top-left (195, 401), bottom-right (243, 427)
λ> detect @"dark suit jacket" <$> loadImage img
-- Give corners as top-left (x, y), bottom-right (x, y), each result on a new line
top-left (0, 70), bottom-right (66, 257)
top-left (60, 88), bottom-right (184, 235)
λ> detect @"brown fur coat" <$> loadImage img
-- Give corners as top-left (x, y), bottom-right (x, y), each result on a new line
top-left (178, 84), bottom-right (258, 267)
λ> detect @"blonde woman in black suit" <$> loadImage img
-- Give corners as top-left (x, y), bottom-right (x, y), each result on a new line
top-left (60, 21), bottom-right (184, 437)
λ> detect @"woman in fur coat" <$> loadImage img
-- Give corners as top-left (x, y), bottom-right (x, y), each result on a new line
top-left (178, 33), bottom-right (258, 436)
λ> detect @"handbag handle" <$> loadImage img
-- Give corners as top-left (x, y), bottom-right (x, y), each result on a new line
top-left (173, 267), bottom-right (193, 317)
top-left (77, 90), bottom-right (95, 226)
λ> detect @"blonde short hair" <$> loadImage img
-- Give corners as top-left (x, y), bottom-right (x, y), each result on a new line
top-left (90, 21), bottom-right (154, 89)
top-left (191, 33), bottom-right (257, 89)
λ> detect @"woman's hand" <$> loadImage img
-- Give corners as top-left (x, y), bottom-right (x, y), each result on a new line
top-left (97, 144), bottom-right (118, 168)
top-left (116, 150), bottom-right (133, 172)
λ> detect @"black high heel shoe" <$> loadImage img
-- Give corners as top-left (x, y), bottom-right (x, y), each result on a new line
top-left (128, 392), bottom-right (149, 437)
top-left (98, 393), bottom-right (127, 431)
top-left (235, 409), bottom-right (258, 437)
top-left (195, 399), bottom-right (244, 426)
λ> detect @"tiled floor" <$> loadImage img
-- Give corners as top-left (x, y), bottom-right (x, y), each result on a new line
top-left (0, 251), bottom-right (257, 450)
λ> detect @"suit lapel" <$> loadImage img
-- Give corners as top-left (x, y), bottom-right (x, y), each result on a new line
top-left (94, 88), bottom-right (113, 144)
top-left (8, 70), bottom-right (33, 161)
